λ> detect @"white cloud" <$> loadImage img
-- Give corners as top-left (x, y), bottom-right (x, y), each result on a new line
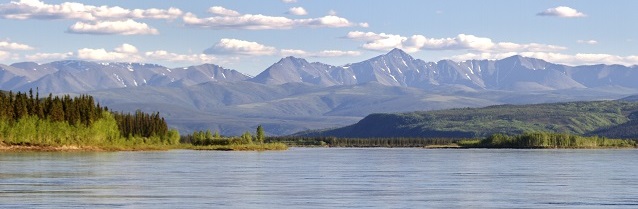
top-left (77, 43), bottom-right (142, 62)
top-left (145, 50), bottom-right (217, 63)
top-left (281, 0), bottom-right (297, 3)
top-left (345, 31), bottom-right (408, 51)
top-left (183, 10), bottom-right (357, 30)
top-left (114, 43), bottom-right (138, 54)
top-left (24, 52), bottom-right (73, 60)
top-left (208, 6), bottom-right (240, 17)
top-left (537, 6), bottom-right (586, 18)
top-left (280, 49), bottom-right (308, 57)
top-left (0, 51), bottom-right (9, 60)
top-left (0, 0), bottom-right (183, 21)
top-left (0, 40), bottom-right (33, 50)
top-left (358, 22), bottom-right (369, 28)
top-left (132, 7), bottom-right (183, 20)
top-left (449, 52), bottom-right (638, 66)
top-left (67, 19), bottom-right (159, 35)
top-left (315, 50), bottom-right (361, 57)
top-left (346, 31), bottom-right (567, 53)
top-left (288, 7), bottom-right (307, 16)
top-left (204, 39), bottom-right (277, 56)
top-left (577, 40), bottom-right (598, 45)
top-left (280, 49), bottom-right (361, 57)
top-left (302, 15), bottom-right (352, 27)
top-left (328, 10), bottom-right (337, 16)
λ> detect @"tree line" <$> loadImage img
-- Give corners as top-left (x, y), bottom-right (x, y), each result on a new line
top-left (266, 136), bottom-right (459, 147)
top-left (0, 89), bottom-right (179, 147)
top-left (0, 89), bottom-right (103, 126)
top-left (182, 125), bottom-right (266, 146)
top-left (457, 132), bottom-right (636, 148)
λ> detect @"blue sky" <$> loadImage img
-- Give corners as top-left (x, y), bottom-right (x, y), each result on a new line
top-left (1, 0), bottom-right (637, 75)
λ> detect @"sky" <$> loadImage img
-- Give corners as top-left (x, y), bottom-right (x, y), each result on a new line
top-left (1, 0), bottom-right (638, 76)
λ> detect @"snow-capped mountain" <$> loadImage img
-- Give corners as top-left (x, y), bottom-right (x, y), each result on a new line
top-left (3, 49), bottom-right (638, 136)
top-left (4, 48), bottom-right (638, 93)
top-left (250, 56), bottom-right (344, 86)
top-left (250, 48), bottom-right (637, 91)
top-left (4, 61), bottom-right (249, 93)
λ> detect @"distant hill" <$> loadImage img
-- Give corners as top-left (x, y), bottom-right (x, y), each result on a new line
top-left (298, 101), bottom-right (638, 138)
top-left (621, 95), bottom-right (638, 102)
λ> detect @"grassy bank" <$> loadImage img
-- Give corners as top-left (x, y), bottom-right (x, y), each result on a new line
top-left (266, 136), bottom-right (462, 148)
top-left (457, 132), bottom-right (636, 149)
top-left (267, 132), bottom-right (636, 149)
top-left (189, 143), bottom-right (288, 151)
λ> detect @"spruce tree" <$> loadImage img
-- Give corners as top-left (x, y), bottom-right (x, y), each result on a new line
top-left (256, 125), bottom-right (265, 144)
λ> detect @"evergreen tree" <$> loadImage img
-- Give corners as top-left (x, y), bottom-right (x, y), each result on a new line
top-left (256, 125), bottom-right (265, 144)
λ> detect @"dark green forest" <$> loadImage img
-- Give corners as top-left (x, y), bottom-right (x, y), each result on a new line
top-left (0, 90), bottom-right (179, 149)
top-left (458, 132), bottom-right (635, 148)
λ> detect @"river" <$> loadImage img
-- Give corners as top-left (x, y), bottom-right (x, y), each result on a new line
top-left (1, 148), bottom-right (638, 208)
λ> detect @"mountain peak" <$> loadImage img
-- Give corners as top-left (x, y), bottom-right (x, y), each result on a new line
top-left (386, 48), bottom-right (409, 56)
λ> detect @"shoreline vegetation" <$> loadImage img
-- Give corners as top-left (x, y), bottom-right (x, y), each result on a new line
top-left (267, 132), bottom-right (637, 149)
top-left (1, 90), bottom-right (635, 152)
top-left (0, 90), bottom-right (286, 152)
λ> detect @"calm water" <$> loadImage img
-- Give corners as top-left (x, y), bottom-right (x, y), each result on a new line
top-left (1, 148), bottom-right (638, 208)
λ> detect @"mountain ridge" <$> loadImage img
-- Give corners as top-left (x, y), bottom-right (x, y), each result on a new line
top-left (3, 49), bottom-right (638, 94)
top-left (3, 49), bottom-right (638, 136)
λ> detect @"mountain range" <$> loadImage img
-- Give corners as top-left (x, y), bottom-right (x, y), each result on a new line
top-left (2, 48), bottom-right (638, 135)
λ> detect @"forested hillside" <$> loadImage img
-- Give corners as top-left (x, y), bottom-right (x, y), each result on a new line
top-left (299, 101), bottom-right (638, 139)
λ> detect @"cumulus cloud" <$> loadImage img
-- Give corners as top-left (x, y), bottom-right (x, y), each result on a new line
top-left (346, 31), bottom-right (566, 53)
top-left (183, 8), bottom-right (358, 30)
top-left (449, 52), bottom-right (638, 66)
top-left (114, 43), bottom-right (139, 54)
top-left (280, 49), bottom-right (308, 57)
top-left (24, 52), bottom-right (73, 60)
top-left (287, 7), bottom-right (308, 16)
top-left (315, 50), bottom-right (361, 57)
top-left (0, 40), bottom-right (33, 50)
top-left (345, 31), bottom-right (409, 51)
top-left (0, 0), bottom-right (183, 21)
top-left (77, 43), bottom-right (142, 62)
top-left (577, 40), bottom-right (598, 45)
top-left (145, 50), bottom-right (217, 63)
top-left (204, 39), bottom-right (277, 56)
top-left (281, 0), bottom-right (297, 3)
top-left (67, 19), bottom-right (159, 35)
top-left (201, 38), bottom-right (360, 58)
top-left (537, 6), bottom-right (586, 18)
top-left (208, 6), bottom-right (240, 16)
top-left (280, 49), bottom-right (361, 57)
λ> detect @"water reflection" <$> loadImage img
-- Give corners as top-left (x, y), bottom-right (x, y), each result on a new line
top-left (1, 148), bottom-right (638, 208)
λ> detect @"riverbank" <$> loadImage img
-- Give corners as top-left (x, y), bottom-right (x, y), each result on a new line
top-left (269, 133), bottom-right (638, 149)
top-left (0, 142), bottom-right (102, 152)
top-left (0, 142), bottom-right (288, 152)
top-left (190, 143), bottom-right (288, 151)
